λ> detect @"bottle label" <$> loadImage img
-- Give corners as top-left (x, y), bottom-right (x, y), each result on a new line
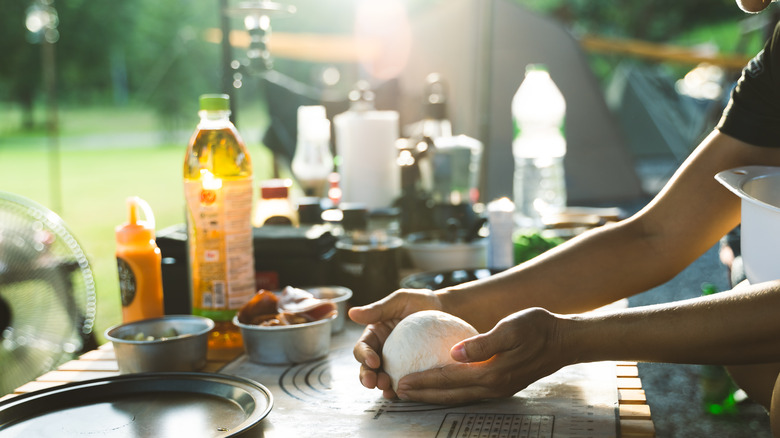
top-left (185, 178), bottom-right (255, 314)
top-left (117, 257), bottom-right (136, 307)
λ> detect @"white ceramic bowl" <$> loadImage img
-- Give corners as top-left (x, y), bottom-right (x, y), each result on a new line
top-left (716, 166), bottom-right (780, 283)
top-left (233, 314), bottom-right (335, 365)
top-left (404, 233), bottom-right (488, 272)
top-left (306, 286), bottom-right (352, 333)
top-left (105, 315), bottom-right (213, 374)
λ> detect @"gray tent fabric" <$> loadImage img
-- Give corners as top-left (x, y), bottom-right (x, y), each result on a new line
top-left (398, 0), bottom-right (645, 205)
top-left (605, 62), bottom-right (718, 161)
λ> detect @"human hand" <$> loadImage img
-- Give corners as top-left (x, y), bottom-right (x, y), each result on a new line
top-left (348, 289), bottom-right (443, 399)
top-left (393, 307), bottom-right (570, 404)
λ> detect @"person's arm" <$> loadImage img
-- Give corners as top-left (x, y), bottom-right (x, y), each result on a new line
top-left (568, 279), bottom-right (780, 365)
top-left (350, 130), bottom-right (780, 399)
top-left (438, 131), bottom-right (780, 331)
top-left (395, 279), bottom-right (780, 404)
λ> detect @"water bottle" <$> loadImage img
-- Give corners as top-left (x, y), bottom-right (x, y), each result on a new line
top-left (512, 65), bottom-right (566, 229)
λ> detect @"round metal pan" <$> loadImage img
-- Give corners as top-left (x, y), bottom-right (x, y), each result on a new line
top-left (0, 372), bottom-right (272, 437)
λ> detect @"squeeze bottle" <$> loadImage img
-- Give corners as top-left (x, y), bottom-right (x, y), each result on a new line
top-left (115, 196), bottom-right (164, 323)
top-left (184, 94), bottom-right (255, 349)
top-left (512, 64), bottom-right (567, 229)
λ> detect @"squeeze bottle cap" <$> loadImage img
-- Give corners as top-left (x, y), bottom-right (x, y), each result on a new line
top-left (115, 196), bottom-right (156, 245)
top-left (199, 94), bottom-right (230, 111)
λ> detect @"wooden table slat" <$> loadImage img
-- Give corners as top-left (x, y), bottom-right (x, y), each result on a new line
top-left (618, 377), bottom-right (644, 390)
top-left (619, 388), bottom-right (648, 404)
top-left (619, 419), bottom-right (657, 437)
top-left (620, 403), bottom-right (653, 420)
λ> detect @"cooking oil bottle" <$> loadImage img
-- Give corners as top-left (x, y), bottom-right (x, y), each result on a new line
top-left (183, 94), bottom-right (255, 349)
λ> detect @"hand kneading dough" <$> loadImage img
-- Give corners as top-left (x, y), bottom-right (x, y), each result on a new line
top-left (382, 310), bottom-right (478, 391)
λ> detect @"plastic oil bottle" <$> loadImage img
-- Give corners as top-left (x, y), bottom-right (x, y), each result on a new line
top-left (115, 196), bottom-right (164, 323)
top-left (183, 94), bottom-right (255, 349)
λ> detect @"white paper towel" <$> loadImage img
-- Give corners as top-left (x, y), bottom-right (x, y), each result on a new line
top-left (334, 109), bottom-right (400, 209)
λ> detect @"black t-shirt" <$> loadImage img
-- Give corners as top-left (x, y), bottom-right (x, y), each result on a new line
top-left (717, 22), bottom-right (780, 147)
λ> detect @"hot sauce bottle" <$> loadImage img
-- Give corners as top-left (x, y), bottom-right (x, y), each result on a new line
top-left (115, 196), bottom-right (164, 323)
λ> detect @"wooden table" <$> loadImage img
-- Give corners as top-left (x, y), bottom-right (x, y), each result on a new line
top-left (3, 340), bottom-right (655, 437)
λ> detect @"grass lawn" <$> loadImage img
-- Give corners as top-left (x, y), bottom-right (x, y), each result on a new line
top-left (0, 103), bottom-right (274, 343)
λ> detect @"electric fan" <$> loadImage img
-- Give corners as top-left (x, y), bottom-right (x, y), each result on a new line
top-left (0, 191), bottom-right (97, 395)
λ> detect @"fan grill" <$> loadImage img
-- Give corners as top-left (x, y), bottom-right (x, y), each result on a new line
top-left (0, 192), bottom-right (97, 395)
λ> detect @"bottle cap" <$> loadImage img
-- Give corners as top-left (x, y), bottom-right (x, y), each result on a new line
top-left (116, 197), bottom-right (156, 245)
top-left (525, 64), bottom-right (548, 74)
top-left (260, 178), bottom-right (292, 199)
top-left (199, 94), bottom-right (230, 111)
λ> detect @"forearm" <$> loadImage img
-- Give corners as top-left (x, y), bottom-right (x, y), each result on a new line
top-left (566, 280), bottom-right (780, 365)
top-left (437, 216), bottom-right (708, 331)
top-left (437, 132), bottom-right (780, 332)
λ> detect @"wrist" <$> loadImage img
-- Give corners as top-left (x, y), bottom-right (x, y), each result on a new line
top-left (556, 313), bottom-right (604, 365)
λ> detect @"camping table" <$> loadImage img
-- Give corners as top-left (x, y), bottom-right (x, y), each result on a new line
top-left (3, 321), bottom-right (654, 437)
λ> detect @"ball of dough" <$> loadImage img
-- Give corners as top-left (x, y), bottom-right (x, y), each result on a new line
top-left (382, 310), bottom-right (478, 392)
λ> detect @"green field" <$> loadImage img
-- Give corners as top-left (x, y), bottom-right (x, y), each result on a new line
top-left (0, 103), bottom-right (274, 343)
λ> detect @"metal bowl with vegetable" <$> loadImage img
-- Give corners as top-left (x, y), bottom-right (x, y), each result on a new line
top-left (104, 315), bottom-right (214, 374)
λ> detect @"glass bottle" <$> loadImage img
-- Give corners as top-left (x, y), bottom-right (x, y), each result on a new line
top-left (183, 94), bottom-right (255, 350)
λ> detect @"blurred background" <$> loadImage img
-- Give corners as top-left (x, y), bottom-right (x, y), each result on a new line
top-left (0, 0), bottom-right (776, 434)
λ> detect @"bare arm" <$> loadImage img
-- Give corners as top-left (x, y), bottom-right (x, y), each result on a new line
top-left (439, 131), bottom-right (780, 331)
top-left (568, 280), bottom-right (780, 365)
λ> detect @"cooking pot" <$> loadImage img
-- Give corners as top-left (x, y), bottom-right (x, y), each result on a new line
top-left (716, 166), bottom-right (780, 283)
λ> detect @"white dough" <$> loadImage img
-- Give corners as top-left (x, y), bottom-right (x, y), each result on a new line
top-left (382, 310), bottom-right (478, 392)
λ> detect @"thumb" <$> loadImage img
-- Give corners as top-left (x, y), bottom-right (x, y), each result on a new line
top-left (347, 294), bottom-right (402, 325)
top-left (450, 332), bottom-right (504, 363)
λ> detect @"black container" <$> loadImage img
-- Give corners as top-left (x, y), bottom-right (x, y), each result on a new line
top-left (157, 224), bottom-right (338, 314)
top-left (334, 237), bottom-right (402, 307)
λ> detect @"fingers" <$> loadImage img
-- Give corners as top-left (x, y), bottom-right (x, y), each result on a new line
top-left (348, 289), bottom-right (441, 326)
top-left (451, 322), bottom-right (519, 363)
top-left (395, 362), bottom-right (521, 404)
top-left (450, 333), bottom-right (499, 363)
top-left (348, 292), bottom-right (404, 325)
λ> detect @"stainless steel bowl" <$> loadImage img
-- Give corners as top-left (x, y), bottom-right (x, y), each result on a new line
top-left (233, 314), bottom-right (334, 365)
top-left (306, 286), bottom-right (352, 333)
top-left (105, 315), bottom-right (214, 374)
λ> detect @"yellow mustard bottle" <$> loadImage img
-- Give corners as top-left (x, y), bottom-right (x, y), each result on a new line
top-left (115, 196), bottom-right (164, 323)
top-left (183, 94), bottom-right (255, 349)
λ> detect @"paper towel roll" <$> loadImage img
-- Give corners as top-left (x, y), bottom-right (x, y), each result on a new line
top-left (334, 110), bottom-right (400, 209)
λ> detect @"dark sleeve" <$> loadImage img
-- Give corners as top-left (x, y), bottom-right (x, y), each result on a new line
top-left (716, 22), bottom-right (780, 147)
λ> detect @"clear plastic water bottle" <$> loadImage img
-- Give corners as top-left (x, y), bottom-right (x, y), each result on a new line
top-left (512, 64), bottom-right (566, 229)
